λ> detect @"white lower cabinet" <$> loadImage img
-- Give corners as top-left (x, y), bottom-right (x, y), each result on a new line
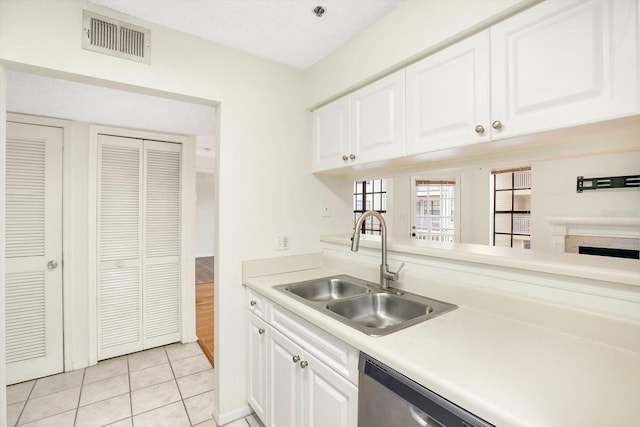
top-left (246, 290), bottom-right (358, 427)
top-left (268, 328), bottom-right (358, 427)
top-left (247, 312), bottom-right (268, 422)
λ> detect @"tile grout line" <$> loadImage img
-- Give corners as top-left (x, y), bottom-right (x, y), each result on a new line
top-left (73, 368), bottom-right (87, 427)
top-left (127, 353), bottom-right (134, 426)
top-left (12, 379), bottom-right (36, 427)
top-left (165, 345), bottom-right (195, 426)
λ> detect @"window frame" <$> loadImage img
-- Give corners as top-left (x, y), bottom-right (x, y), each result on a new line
top-left (491, 167), bottom-right (531, 249)
top-left (410, 176), bottom-right (461, 243)
top-left (353, 179), bottom-right (387, 235)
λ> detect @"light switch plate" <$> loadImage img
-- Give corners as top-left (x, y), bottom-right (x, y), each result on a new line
top-left (275, 233), bottom-right (290, 251)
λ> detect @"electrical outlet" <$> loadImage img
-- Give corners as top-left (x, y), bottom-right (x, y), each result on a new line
top-left (275, 233), bottom-right (290, 251)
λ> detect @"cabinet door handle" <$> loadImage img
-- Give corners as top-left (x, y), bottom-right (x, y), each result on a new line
top-left (349, 153), bottom-right (356, 160)
top-left (292, 355), bottom-right (301, 363)
top-left (300, 360), bottom-right (308, 368)
top-left (492, 120), bottom-right (503, 129)
top-left (342, 155), bottom-right (348, 161)
top-left (474, 124), bottom-right (485, 134)
top-left (250, 300), bottom-right (257, 307)
top-left (258, 328), bottom-right (265, 335)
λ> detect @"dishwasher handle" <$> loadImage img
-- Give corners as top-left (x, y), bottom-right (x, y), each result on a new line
top-left (410, 405), bottom-right (443, 427)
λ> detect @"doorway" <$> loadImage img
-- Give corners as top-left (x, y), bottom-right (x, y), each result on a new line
top-left (195, 171), bottom-right (215, 365)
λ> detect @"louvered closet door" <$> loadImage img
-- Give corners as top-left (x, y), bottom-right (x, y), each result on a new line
top-left (97, 135), bottom-right (144, 359)
top-left (97, 135), bottom-right (182, 360)
top-left (142, 140), bottom-right (181, 348)
top-left (5, 122), bottom-right (63, 385)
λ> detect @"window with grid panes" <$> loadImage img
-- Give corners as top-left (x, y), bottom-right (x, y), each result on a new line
top-left (353, 180), bottom-right (387, 235)
top-left (412, 180), bottom-right (456, 242)
top-left (492, 167), bottom-right (532, 249)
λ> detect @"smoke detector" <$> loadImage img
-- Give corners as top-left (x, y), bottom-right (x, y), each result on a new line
top-left (313, 6), bottom-right (326, 17)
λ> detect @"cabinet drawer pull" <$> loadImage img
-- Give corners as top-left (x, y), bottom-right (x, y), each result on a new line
top-left (250, 300), bottom-right (257, 307)
top-left (300, 360), bottom-right (308, 369)
top-left (492, 120), bottom-right (503, 129)
top-left (349, 153), bottom-right (356, 160)
top-left (474, 124), bottom-right (485, 134)
top-left (342, 155), bottom-right (348, 161)
top-left (292, 355), bottom-right (301, 363)
top-left (258, 328), bottom-right (265, 335)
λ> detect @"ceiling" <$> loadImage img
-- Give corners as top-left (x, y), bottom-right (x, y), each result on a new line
top-left (86, 0), bottom-right (404, 69)
top-left (7, 71), bottom-right (217, 157)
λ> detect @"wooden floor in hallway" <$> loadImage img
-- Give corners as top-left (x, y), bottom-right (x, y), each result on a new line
top-left (196, 257), bottom-right (214, 366)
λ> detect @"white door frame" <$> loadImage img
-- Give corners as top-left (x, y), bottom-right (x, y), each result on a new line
top-left (7, 113), bottom-right (73, 373)
top-left (87, 125), bottom-right (196, 365)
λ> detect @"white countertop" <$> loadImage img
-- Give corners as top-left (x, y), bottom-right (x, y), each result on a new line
top-left (245, 267), bottom-right (640, 427)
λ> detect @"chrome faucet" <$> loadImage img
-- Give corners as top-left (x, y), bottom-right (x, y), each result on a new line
top-left (351, 210), bottom-right (404, 289)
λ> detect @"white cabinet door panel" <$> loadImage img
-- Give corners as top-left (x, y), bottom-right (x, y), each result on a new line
top-left (302, 351), bottom-right (358, 427)
top-left (247, 312), bottom-right (268, 423)
top-left (268, 328), bottom-right (302, 427)
top-left (5, 122), bottom-right (64, 384)
top-left (406, 31), bottom-right (491, 154)
top-left (351, 70), bottom-right (405, 164)
top-left (491, 0), bottom-right (638, 138)
top-left (313, 96), bottom-right (351, 171)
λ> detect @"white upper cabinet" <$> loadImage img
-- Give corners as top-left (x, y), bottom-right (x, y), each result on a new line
top-left (312, 96), bottom-right (351, 171)
top-left (313, 70), bottom-right (405, 171)
top-left (406, 31), bottom-right (491, 155)
top-left (490, 0), bottom-right (638, 139)
top-left (350, 69), bottom-right (406, 164)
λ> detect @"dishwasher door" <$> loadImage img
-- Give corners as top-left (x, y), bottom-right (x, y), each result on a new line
top-left (358, 353), bottom-right (493, 427)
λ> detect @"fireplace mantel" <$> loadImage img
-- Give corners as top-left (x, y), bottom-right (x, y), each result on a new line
top-left (545, 216), bottom-right (640, 253)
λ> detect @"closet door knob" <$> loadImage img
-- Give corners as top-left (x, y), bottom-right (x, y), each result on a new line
top-left (47, 260), bottom-right (58, 270)
top-left (258, 328), bottom-right (265, 335)
top-left (300, 360), bottom-right (308, 368)
top-left (292, 355), bottom-right (301, 363)
top-left (342, 155), bottom-right (348, 161)
top-left (475, 125), bottom-right (485, 134)
top-left (492, 120), bottom-right (503, 129)
top-left (250, 300), bottom-right (257, 307)
top-left (349, 153), bottom-right (356, 160)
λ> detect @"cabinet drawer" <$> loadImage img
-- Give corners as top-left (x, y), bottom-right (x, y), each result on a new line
top-left (271, 302), bottom-right (359, 384)
top-left (246, 288), bottom-right (269, 320)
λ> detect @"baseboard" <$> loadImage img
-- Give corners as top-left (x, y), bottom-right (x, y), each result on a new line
top-left (212, 404), bottom-right (253, 426)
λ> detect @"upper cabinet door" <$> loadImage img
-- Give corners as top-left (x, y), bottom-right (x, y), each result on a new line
top-left (406, 31), bottom-right (491, 155)
top-left (350, 69), bottom-right (406, 164)
top-left (312, 95), bottom-right (351, 171)
top-left (490, 0), bottom-right (639, 139)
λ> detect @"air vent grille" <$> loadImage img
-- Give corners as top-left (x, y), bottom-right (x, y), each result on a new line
top-left (83, 11), bottom-right (150, 64)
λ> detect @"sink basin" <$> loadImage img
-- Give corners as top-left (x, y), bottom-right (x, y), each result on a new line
top-left (279, 276), bottom-right (371, 302)
top-left (326, 293), bottom-right (433, 329)
top-left (275, 275), bottom-right (457, 336)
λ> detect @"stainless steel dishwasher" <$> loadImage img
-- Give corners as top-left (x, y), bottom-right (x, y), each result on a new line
top-left (359, 353), bottom-right (494, 427)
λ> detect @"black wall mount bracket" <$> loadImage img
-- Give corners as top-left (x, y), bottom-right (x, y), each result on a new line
top-left (576, 175), bottom-right (640, 193)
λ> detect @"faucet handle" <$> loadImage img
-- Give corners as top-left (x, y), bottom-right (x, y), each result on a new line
top-left (388, 262), bottom-right (405, 282)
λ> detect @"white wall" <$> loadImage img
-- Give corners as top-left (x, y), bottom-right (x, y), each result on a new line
top-left (303, 0), bottom-right (531, 107)
top-left (0, 0), bottom-right (327, 422)
top-left (196, 172), bottom-right (215, 257)
top-left (531, 151), bottom-right (640, 252)
top-left (0, 66), bottom-right (8, 427)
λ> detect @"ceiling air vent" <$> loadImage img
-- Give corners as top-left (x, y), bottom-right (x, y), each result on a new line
top-left (82, 11), bottom-right (150, 64)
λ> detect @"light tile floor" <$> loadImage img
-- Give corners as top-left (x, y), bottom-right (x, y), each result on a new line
top-left (6, 342), bottom-right (264, 427)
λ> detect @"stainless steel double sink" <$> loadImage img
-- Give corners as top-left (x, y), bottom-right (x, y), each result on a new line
top-left (274, 275), bottom-right (457, 337)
